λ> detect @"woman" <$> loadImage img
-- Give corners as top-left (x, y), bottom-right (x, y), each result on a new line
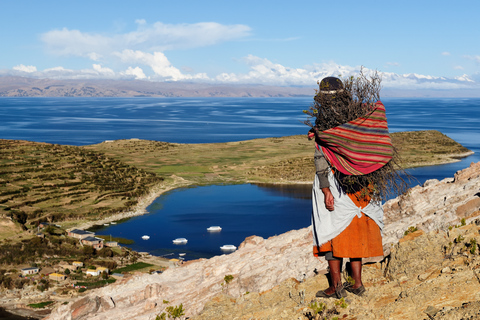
top-left (306, 75), bottom-right (402, 298)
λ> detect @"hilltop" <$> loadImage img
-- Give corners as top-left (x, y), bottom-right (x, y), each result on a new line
top-left (44, 162), bottom-right (480, 319)
top-left (0, 76), bottom-right (312, 98)
top-left (2, 76), bottom-right (480, 98)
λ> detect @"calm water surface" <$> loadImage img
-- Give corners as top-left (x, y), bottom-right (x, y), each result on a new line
top-left (1, 97), bottom-right (479, 260)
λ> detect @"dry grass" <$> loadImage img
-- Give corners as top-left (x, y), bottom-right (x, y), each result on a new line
top-left (86, 130), bottom-right (472, 185)
top-left (0, 139), bottom-right (163, 234)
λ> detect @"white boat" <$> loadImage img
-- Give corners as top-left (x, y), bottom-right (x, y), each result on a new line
top-left (104, 223), bottom-right (109, 226)
top-left (179, 253), bottom-right (186, 257)
top-left (110, 222), bottom-right (117, 225)
top-left (207, 226), bottom-right (222, 232)
top-left (173, 238), bottom-right (188, 245)
top-left (220, 244), bottom-right (237, 251)
top-left (142, 235), bottom-right (150, 240)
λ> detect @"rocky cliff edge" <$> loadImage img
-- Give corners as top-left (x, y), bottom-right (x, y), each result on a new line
top-left (45, 162), bottom-right (480, 320)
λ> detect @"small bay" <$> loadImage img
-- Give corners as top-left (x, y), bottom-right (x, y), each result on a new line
top-left (2, 97), bottom-right (479, 260)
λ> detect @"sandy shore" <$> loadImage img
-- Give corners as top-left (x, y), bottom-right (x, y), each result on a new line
top-left (72, 176), bottom-right (193, 231)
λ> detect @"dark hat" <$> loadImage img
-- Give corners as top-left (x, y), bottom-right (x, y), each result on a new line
top-left (319, 77), bottom-right (344, 94)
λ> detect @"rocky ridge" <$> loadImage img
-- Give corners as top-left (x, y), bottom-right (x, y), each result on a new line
top-left (44, 162), bottom-right (480, 320)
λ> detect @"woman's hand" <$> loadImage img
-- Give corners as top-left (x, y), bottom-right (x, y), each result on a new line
top-left (321, 187), bottom-right (334, 211)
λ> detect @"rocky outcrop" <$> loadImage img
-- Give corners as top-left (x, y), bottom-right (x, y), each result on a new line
top-left (383, 161), bottom-right (480, 247)
top-left (194, 222), bottom-right (480, 319)
top-left (46, 228), bottom-right (323, 320)
top-left (45, 162), bottom-right (480, 320)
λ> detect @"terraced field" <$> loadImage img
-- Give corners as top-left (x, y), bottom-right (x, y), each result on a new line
top-left (0, 140), bottom-right (163, 231)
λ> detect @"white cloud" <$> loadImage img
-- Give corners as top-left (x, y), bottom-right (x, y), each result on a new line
top-left (464, 55), bottom-right (480, 63)
top-left (4, 53), bottom-right (478, 90)
top-left (216, 55), bottom-right (357, 85)
top-left (386, 62), bottom-right (400, 67)
top-left (441, 51), bottom-right (451, 56)
top-left (41, 28), bottom-right (113, 58)
top-left (40, 21), bottom-right (251, 59)
top-left (92, 64), bottom-right (115, 76)
top-left (13, 64), bottom-right (37, 73)
top-left (114, 49), bottom-right (209, 81)
top-left (123, 66), bottom-right (147, 80)
top-left (88, 52), bottom-right (102, 61)
top-left (454, 65), bottom-right (464, 70)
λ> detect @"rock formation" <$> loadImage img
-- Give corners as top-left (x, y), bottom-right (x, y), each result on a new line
top-left (45, 162), bottom-right (480, 320)
top-left (382, 161), bottom-right (480, 247)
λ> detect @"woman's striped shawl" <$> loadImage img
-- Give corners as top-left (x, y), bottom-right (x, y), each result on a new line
top-left (315, 101), bottom-right (393, 176)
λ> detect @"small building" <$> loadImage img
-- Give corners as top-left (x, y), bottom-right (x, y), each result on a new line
top-left (68, 229), bottom-right (94, 239)
top-left (72, 261), bottom-right (84, 268)
top-left (81, 236), bottom-right (104, 250)
top-left (49, 273), bottom-right (66, 281)
top-left (96, 267), bottom-right (109, 274)
top-left (86, 269), bottom-right (100, 277)
top-left (104, 241), bottom-right (118, 247)
top-left (21, 267), bottom-right (39, 276)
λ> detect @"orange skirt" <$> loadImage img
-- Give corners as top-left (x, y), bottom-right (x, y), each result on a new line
top-left (313, 191), bottom-right (383, 258)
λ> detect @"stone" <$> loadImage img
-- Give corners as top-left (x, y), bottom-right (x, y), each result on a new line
top-left (441, 266), bottom-right (452, 274)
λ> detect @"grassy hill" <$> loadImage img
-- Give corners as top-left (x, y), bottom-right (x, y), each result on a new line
top-left (0, 130), bottom-right (472, 239)
top-left (0, 140), bottom-right (163, 235)
top-left (85, 130), bottom-right (472, 184)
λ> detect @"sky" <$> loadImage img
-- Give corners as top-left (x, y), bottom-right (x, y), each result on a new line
top-left (1, 0), bottom-right (480, 90)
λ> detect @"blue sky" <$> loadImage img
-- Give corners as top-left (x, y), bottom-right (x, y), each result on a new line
top-left (1, 0), bottom-right (479, 90)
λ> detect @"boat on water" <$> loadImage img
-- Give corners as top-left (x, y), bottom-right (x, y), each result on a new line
top-left (142, 235), bottom-right (150, 240)
top-left (103, 223), bottom-right (109, 226)
top-left (220, 244), bottom-right (237, 251)
top-left (110, 222), bottom-right (117, 225)
top-left (173, 238), bottom-right (188, 245)
top-left (179, 253), bottom-right (186, 257)
top-left (207, 226), bottom-right (222, 232)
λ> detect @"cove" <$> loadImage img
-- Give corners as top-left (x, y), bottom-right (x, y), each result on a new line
top-left (97, 183), bottom-right (313, 260)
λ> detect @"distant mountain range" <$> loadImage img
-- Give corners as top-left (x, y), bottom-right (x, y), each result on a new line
top-left (1, 76), bottom-right (479, 98)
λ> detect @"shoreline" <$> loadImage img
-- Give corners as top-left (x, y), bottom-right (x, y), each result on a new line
top-left (72, 150), bottom-right (476, 230)
top-left (72, 176), bottom-right (194, 231)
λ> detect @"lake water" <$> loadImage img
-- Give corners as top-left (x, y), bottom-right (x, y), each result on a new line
top-left (1, 97), bottom-right (479, 260)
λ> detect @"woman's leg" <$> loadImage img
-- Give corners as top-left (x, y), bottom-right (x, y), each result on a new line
top-left (324, 259), bottom-right (342, 294)
top-left (349, 258), bottom-right (363, 289)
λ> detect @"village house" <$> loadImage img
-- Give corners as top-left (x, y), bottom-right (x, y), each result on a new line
top-left (85, 266), bottom-right (109, 277)
top-left (81, 236), bottom-right (104, 250)
top-left (67, 229), bottom-right (94, 239)
top-left (58, 262), bottom-right (72, 271)
top-left (96, 266), bottom-right (109, 274)
top-left (86, 269), bottom-right (100, 277)
top-left (72, 261), bottom-right (84, 268)
top-left (20, 267), bottom-right (39, 276)
top-left (49, 273), bottom-right (66, 281)
top-left (104, 241), bottom-right (118, 247)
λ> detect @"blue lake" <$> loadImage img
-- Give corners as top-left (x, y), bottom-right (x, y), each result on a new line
top-left (1, 97), bottom-right (479, 260)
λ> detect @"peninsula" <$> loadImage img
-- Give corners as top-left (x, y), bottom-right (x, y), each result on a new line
top-left (0, 130), bottom-right (474, 319)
